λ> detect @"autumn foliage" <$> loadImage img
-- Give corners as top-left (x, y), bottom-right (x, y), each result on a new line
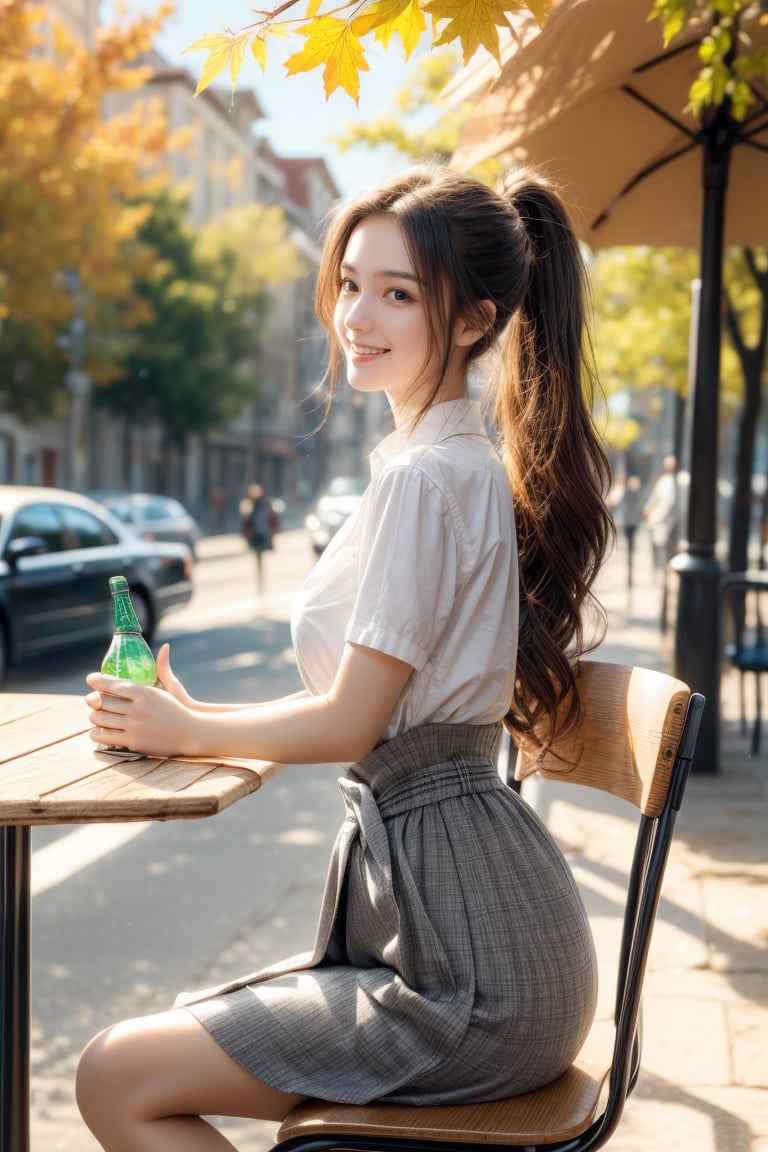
top-left (186, 0), bottom-right (552, 103)
top-left (0, 0), bottom-right (182, 383)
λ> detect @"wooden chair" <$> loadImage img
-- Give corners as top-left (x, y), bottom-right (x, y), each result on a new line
top-left (272, 660), bottom-right (705, 1152)
top-left (722, 571), bottom-right (768, 755)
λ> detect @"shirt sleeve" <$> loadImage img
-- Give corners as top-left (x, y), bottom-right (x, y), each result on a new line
top-left (345, 464), bottom-right (458, 670)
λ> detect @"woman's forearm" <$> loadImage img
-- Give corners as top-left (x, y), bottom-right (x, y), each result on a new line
top-left (184, 692), bottom-right (380, 763)
top-left (187, 690), bottom-right (311, 713)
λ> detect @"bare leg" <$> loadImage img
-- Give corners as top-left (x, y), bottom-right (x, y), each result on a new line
top-left (76, 1008), bottom-right (304, 1152)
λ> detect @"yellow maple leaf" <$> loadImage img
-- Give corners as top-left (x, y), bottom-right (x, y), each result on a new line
top-left (524, 0), bottom-right (552, 25)
top-left (184, 31), bottom-right (249, 100)
top-left (425, 0), bottom-right (534, 63)
top-left (351, 0), bottom-right (410, 37)
top-left (352, 0), bottom-right (426, 57)
top-left (228, 34), bottom-right (249, 94)
top-left (284, 16), bottom-right (369, 103)
top-left (184, 33), bottom-right (232, 94)
top-left (252, 33), bottom-right (267, 71)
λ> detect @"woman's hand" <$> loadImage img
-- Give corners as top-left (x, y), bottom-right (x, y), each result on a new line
top-left (85, 673), bottom-right (199, 758)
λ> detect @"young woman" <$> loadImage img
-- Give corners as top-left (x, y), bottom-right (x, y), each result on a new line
top-left (77, 164), bottom-right (613, 1152)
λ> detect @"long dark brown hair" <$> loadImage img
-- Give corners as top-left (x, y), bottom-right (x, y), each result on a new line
top-left (315, 164), bottom-right (613, 743)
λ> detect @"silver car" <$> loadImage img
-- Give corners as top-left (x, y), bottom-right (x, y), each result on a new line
top-left (88, 491), bottom-right (201, 556)
top-left (305, 476), bottom-right (367, 555)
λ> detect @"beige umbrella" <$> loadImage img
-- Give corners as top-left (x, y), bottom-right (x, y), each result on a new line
top-left (450, 0), bottom-right (768, 773)
top-left (451, 0), bottom-right (768, 249)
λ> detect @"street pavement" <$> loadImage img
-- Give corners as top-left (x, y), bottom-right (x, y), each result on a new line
top-left (537, 532), bottom-right (768, 1152)
top-left (32, 529), bottom-right (767, 1151)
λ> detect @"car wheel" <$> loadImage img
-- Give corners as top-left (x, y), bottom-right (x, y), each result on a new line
top-left (132, 590), bottom-right (155, 645)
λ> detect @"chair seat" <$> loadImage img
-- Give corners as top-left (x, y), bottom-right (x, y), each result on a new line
top-left (277, 1020), bottom-right (614, 1147)
top-left (730, 644), bottom-right (768, 673)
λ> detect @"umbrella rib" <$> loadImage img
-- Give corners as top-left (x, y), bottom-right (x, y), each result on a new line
top-left (591, 140), bottom-right (698, 235)
top-left (631, 33), bottom-right (704, 77)
top-left (621, 84), bottom-right (699, 141)
top-left (741, 105), bottom-right (768, 146)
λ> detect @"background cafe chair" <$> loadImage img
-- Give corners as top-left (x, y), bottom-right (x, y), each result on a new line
top-left (271, 660), bottom-right (705, 1152)
top-left (721, 571), bottom-right (768, 755)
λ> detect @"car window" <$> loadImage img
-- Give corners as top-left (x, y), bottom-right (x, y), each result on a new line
top-left (104, 497), bottom-right (134, 523)
top-left (327, 477), bottom-right (367, 498)
top-left (144, 497), bottom-right (178, 521)
top-left (9, 503), bottom-right (67, 552)
top-left (60, 504), bottom-right (120, 548)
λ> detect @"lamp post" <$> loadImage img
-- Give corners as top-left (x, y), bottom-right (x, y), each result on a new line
top-left (670, 117), bottom-right (731, 774)
top-left (66, 363), bottom-right (91, 492)
top-left (59, 269), bottom-right (91, 492)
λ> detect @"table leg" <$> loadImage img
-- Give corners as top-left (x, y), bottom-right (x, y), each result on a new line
top-left (0, 825), bottom-right (30, 1152)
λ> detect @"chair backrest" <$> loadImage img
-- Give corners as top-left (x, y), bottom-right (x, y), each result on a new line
top-left (515, 659), bottom-right (705, 1147)
top-left (514, 660), bottom-right (692, 816)
top-left (722, 571), bottom-right (768, 659)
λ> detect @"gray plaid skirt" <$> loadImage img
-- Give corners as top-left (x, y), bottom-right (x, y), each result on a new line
top-left (181, 722), bottom-right (597, 1104)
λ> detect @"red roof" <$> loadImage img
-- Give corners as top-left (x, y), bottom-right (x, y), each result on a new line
top-left (272, 156), bottom-right (339, 207)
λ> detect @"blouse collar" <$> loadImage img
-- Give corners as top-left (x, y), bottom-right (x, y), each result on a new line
top-left (370, 399), bottom-right (487, 475)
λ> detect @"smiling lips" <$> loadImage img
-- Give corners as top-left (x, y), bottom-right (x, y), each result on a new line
top-left (348, 341), bottom-right (389, 358)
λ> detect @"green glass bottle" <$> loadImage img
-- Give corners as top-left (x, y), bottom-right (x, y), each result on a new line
top-left (101, 575), bottom-right (157, 684)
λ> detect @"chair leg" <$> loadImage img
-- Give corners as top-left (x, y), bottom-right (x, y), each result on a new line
top-left (740, 672), bottom-right (747, 737)
top-left (752, 673), bottom-right (762, 756)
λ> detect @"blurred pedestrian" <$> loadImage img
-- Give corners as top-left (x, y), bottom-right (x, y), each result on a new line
top-left (643, 455), bottom-right (679, 632)
top-left (622, 475), bottom-right (644, 587)
top-left (239, 483), bottom-right (277, 595)
top-left (643, 455), bottom-right (679, 573)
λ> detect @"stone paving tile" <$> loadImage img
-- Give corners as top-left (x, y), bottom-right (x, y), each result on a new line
top-left (605, 1081), bottom-right (768, 1152)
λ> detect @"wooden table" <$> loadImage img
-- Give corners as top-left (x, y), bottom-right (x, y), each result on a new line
top-left (0, 692), bottom-right (283, 1152)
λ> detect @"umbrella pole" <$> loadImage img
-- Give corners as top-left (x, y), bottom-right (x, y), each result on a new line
top-left (671, 120), bottom-right (731, 773)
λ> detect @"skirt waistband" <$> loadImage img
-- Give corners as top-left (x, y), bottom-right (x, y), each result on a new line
top-left (348, 721), bottom-right (503, 798)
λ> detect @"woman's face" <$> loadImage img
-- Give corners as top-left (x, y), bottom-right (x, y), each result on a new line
top-left (333, 216), bottom-right (466, 424)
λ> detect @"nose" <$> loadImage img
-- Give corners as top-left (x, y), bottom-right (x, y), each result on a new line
top-left (342, 291), bottom-right (372, 333)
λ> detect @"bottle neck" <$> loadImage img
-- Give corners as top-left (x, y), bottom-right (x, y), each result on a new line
top-left (112, 591), bottom-right (142, 634)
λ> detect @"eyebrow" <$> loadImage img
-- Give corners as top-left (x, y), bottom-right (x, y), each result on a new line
top-left (340, 261), bottom-right (421, 283)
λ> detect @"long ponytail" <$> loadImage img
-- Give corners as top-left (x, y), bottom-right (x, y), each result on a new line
top-left (495, 172), bottom-right (613, 746)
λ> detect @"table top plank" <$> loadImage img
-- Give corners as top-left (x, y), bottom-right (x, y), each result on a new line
top-left (43, 752), bottom-right (262, 818)
top-left (0, 693), bottom-right (285, 826)
top-left (0, 736), bottom-right (107, 800)
top-left (1, 696), bottom-right (89, 762)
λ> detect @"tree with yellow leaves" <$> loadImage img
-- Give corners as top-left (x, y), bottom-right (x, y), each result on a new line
top-left (0, 1), bottom-right (180, 421)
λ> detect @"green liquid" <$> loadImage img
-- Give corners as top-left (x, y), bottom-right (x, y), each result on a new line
top-left (101, 632), bottom-right (157, 683)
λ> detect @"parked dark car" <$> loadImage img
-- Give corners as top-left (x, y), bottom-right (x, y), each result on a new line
top-left (0, 486), bottom-right (194, 684)
top-left (87, 491), bottom-right (201, 555)
top-left (305, 476), bottom-right (367, 555)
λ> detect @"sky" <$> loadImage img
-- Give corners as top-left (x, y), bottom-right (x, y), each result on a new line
top-left (113, 0), bottom-right (419, 195)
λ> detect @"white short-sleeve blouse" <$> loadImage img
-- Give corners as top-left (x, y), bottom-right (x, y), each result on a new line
top-left (290, 399), bottom-right (519, 740)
